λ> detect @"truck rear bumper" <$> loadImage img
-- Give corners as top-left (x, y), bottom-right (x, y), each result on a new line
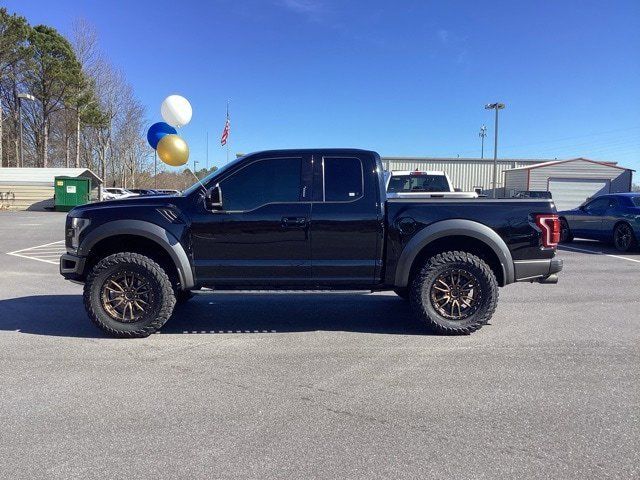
top-left (514, 257), bottom-right (563, 283)
top-left (60, 253), bottom-right (87, 282)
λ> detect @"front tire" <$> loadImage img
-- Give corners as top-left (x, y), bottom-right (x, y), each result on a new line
top-left (613, 223), bottom-right (637, 252)
top-left (83, 252), bottom-right (176, 337)
top-left (409, 251), bottom-right (498, 335)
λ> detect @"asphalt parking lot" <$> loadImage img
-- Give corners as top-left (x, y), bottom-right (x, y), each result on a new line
top-left (0, 210), bottom-right (638, 479)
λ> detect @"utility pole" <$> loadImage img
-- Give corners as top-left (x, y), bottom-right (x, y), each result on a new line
top-left (484, 103), bottom-right (505, 198)
top-left (479, 124), bottom-right (487, 159)
top-left (17, 93), bottom-right (35, 168)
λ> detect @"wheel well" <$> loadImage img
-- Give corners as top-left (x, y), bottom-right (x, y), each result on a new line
top-left (407, 235), bottom-right (505, 286)
top-left (613, 220), bottom-right (631, 230)
top-left (85, 235), bottom-right (181, 287)
top-left (613, 220), bottom-right (636, 238)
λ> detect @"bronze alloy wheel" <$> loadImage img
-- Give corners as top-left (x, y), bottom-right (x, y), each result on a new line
top-left (429, 268), bottom-right (482, 320)
top-left (614, 223), bottom-right (634, 251)
top-left (101, 271), bottom-right (153, 323)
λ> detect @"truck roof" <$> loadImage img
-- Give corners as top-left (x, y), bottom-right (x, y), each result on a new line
top-left (245, 148), bottom-right (378, 157)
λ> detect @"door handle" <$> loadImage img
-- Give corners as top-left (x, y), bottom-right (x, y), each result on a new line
top-left (281, 217), bottom-right (307, 228)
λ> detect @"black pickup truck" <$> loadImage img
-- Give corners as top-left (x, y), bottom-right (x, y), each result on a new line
top-left (60, 149), bottom-right (562, 337)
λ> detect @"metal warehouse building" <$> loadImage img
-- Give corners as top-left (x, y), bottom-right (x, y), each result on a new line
top-left (382, 157), bottom-right (550, 193)
top-left (382, 156), bottom-right (634, 205)
top-left (504, 158), bottom-right (634, 211)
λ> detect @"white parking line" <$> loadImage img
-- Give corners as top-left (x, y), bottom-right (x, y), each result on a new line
top-left (6, 240), bottom-right (65, 265)
top-left (560, 244), bottom-right (640, 264)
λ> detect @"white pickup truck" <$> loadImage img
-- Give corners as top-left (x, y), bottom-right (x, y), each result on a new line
top-left (385, 170), bottom-right (479, 199)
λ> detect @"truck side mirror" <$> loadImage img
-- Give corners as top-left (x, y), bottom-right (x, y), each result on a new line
top-left (205, 185), bottom-right (223, 210)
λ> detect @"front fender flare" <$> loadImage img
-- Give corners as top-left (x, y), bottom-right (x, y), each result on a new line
top-left (78, 220), bottom-right (194, 289)
top-left (394, 219), bottom-right (515, 287)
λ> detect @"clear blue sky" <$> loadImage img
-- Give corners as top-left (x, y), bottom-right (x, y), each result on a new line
top-left (6, 0), bottom-right (640, 173)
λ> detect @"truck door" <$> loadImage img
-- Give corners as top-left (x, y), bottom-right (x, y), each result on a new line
top-left (190, 154), bottom-right (313, 285)
top-left (310, 153), bottom-right (383, 286)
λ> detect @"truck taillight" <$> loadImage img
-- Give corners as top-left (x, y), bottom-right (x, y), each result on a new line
top-left (535, 214), bottom-right (560, 248)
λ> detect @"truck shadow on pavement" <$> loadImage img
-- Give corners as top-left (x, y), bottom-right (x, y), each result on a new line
top-left (0, 292), bottom-right (434, 338)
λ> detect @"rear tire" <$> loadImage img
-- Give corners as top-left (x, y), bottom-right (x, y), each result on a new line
top-left (613, 222), bottom-right (637, 252)
top-left (560, 217), bottom-right (573, 243)
top-left (409, 251), bottom-right (498, 335)
top-left (393, 288), bottom-right (409, 300)
top-left (83, 252), bottom-right (176, 338)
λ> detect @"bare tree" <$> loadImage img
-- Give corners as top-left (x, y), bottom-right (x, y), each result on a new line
top-left (71, 18), bottom-right (102, 168)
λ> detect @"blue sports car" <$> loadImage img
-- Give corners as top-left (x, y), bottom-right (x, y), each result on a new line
top-left (559, 193), bottom-right (640, 252)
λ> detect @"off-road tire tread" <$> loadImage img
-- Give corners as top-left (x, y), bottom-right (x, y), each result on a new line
top-left (83, 252), bottom-right (175, 338)
top-left (409, 251), bottom-right (498, 335)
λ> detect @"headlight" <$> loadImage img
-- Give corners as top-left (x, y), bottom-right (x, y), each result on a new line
top-left (66, 217), bottom-right (90, 251)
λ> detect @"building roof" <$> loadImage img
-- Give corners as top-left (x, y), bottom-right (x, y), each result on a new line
top-left (504, 158), bottom-right (632, 172)
top-left (0, 168), bottom-right (102, 185)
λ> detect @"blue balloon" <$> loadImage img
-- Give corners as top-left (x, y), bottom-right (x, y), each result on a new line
top-left (147, 122), bottom-right (177, 149)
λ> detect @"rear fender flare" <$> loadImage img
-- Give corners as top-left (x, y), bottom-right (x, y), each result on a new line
top-left (78, 220), bottom-right (194, 289)
top-left (394, 219), bottom-right (515, 287)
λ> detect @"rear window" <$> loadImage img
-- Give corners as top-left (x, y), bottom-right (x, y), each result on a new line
top-left (323, 157), bottom-right (363, 201)
top-left (387, 174), bottom-right (450, 193)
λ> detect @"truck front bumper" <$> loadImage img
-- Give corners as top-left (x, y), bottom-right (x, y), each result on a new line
top-left (514, 257), bottom-right (563, 284)
top-left (60, 253), bottom-right (87, 283)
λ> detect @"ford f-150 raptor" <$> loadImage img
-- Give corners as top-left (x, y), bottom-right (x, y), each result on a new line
top-left (60, 149), bottom-right (562, 337)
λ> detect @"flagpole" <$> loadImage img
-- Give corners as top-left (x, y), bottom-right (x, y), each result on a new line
top-left (226, 100), bottom-right (230, 164)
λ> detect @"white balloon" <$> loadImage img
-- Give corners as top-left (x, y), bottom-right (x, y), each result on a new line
top-left (161, 95), bottom-right (192, 128)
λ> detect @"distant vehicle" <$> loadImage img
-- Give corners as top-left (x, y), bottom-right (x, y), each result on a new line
top-left (155, 189), bottom-right (181, 195)
top-left (102, 188), bottom-right (139, 200)
top-left (128, 189), bottom-right (160, 196)
top-left (558, 193), bottom-right (640, 252)
top-left (386, 170), bottom-right (478, 198)
top-left (513, 190), bottom-right (553, 199)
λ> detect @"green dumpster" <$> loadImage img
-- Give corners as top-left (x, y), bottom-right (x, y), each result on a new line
top-left (54, 176), bottom-right (91, 212)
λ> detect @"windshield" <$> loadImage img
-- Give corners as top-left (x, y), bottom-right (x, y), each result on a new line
top-left (182, 154), bottom-right (248, 196)
top-left (387, 174), bottom-right (450, 193)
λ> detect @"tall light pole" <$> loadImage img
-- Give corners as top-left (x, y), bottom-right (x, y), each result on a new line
top-left (17, 93), bottom-right (35, 168)
top-left (479, 124), bottom-right (487, 159)
top-left (484, 103), bottom-right (505, 198)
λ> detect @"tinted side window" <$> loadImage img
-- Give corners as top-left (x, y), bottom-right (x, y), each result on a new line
top-left (323, 157), bottom-right (363, 201)
top-left (220, 157), bottom-right (302, 211)
top-left (584, 198), bottom-right (609, 213)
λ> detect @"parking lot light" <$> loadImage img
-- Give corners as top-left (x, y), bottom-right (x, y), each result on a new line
top-left (484, 102), bottom-right (506, 198)
top-left (17, 93), bottom-right (36, 168)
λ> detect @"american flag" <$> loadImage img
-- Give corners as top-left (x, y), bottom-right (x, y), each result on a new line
top-left (220, 107), bottom-right (230, 146)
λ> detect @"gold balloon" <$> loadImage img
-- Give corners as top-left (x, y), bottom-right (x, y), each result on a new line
top-left (157, 134), bottom-right (189, 166)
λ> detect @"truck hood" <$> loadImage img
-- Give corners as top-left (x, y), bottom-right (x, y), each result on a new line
top-left (69, 194), bottom-right (186, 216)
